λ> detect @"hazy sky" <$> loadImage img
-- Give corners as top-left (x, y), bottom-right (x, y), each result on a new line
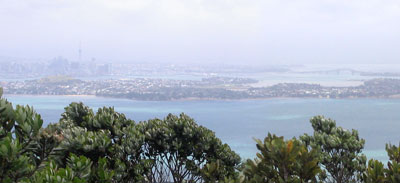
top-left (0, 0), bottom-right (399, 65)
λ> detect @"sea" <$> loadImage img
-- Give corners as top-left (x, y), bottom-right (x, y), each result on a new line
top-left (4, 95), bottom-right (399, 162)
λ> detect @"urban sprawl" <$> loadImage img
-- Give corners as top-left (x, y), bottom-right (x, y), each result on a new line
top-left (2, 77), bottom-right (400, 100)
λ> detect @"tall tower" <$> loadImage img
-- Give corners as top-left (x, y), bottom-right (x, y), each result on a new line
top-left (78, 41), bottom-right (82, 62)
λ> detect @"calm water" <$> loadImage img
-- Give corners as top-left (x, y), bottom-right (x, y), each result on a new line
top-left (4, 95), bottom-right (399, 161)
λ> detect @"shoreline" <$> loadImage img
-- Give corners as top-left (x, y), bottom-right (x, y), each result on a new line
top-left (4, 94), bottom-right (97, 98)
top-left (4, 93), bottom-right (400, 102)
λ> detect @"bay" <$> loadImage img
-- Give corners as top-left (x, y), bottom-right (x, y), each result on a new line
top-left (4, 95), bottom-right (399, 161)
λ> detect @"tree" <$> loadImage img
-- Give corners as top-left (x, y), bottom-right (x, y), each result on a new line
top-left (243, 133), bottom-right (322, 183)
top-left (0, 88), bottom-right (59, 182)
top-left (2, 92), bottom-right (241, 182)
top-left (201, 160), bottom-right (242, 183)
top-left (25, 153), bottom-right (114, 183)
top-left (53, 102), bottom-right (147, 182)
top-left (141, 113), bottom-right (241, 183)
top-left (301, 116), bottom-right (366, 183)
top-left (384, 143), bottom-right (400, 183)
top-left (362, 159), bottom-right (385, 183)
top-left (363, 143), bottom-right (400, 183)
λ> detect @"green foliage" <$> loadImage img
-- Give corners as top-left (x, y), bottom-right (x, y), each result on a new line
top-left (54, 102), bottom-right (146, 182)
top-left (142, 113), bottom-right (241, 182)
top-left (67, 153), bottom-right (92, 179)
top-left (384, 143), bottom-right (400, 183)
top-left (301, 116), bottom-right (366, 183)
top-left (201, 160), bottom-right (225, 182)
top-left (0, 97), bottom-right (15, 138)
top-left (28, 160), bottom-right (84, 183)
top-left (362, 159), bottom-right (385, 183)
top-left (363, 144), bottom-right (400, 183)
top-left (386, 162), bottom-right (400, 183)
top-left (58, 127), bottom-right (112, 163)
top-left (0, 97), bottom-right (59, 182)
top-left (92, 157), bottom-right (115, 182)
top-left (9, 91), bottom-right (400, 183)
top-left (30, 102), bottom-right (240, 182)
top-left (25, 153), bottom-right (114, 183)
top-left (243, 133), bottom-right (322, 183)
top-left (201, 160), bottom-right (244, 183)
top-left (386, 143), bottom-right (400, 163)
top-left (60, 102), bottom-right (92, 128)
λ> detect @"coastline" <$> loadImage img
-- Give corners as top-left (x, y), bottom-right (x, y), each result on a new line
top-left (4, 94), bottom-right (97, 98)
top-left (4, 93), bottom-right (400, 102)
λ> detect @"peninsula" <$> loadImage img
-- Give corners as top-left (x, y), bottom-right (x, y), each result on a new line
top-left (2, 76), bottom-right (400, 100)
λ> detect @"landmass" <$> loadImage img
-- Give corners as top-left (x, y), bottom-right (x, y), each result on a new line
top-left (2, 76), bottom-right (400, 100)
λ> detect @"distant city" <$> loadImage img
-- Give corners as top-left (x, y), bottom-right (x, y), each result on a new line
top-left (2, 56), bottom-right (400, 80)
top-left (3, 57), bottom-right (400, 100)
top-left (0, 56), bottom-right (290, 79)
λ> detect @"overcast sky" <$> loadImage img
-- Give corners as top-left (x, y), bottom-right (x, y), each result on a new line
top-left (0, 0), bottom-right (399, 65)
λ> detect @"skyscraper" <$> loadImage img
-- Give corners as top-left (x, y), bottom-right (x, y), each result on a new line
top-left (78, 42), bottom-right (82, 62)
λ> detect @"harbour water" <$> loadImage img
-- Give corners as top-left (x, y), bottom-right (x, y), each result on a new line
top-left (4, 95), bottom-right (398, 161)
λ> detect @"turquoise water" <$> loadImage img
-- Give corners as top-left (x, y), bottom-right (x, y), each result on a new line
top-left (4, 95), bottom-right (400, 161)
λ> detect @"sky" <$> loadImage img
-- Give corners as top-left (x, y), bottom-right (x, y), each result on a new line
top-left (0, 0), bottom-right (399, 65)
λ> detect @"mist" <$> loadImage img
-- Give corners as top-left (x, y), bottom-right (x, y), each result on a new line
top-left (4, 1), bottom-right (400, 170)
top-left (0, 0), bottom-right (399, 65)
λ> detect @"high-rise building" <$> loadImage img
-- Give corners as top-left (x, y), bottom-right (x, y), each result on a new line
top-left (78, 42), bottom-right (82, 62)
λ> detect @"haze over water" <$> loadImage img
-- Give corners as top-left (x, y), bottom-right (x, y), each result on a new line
top-left (2, 0), bottom-right (400, 168)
